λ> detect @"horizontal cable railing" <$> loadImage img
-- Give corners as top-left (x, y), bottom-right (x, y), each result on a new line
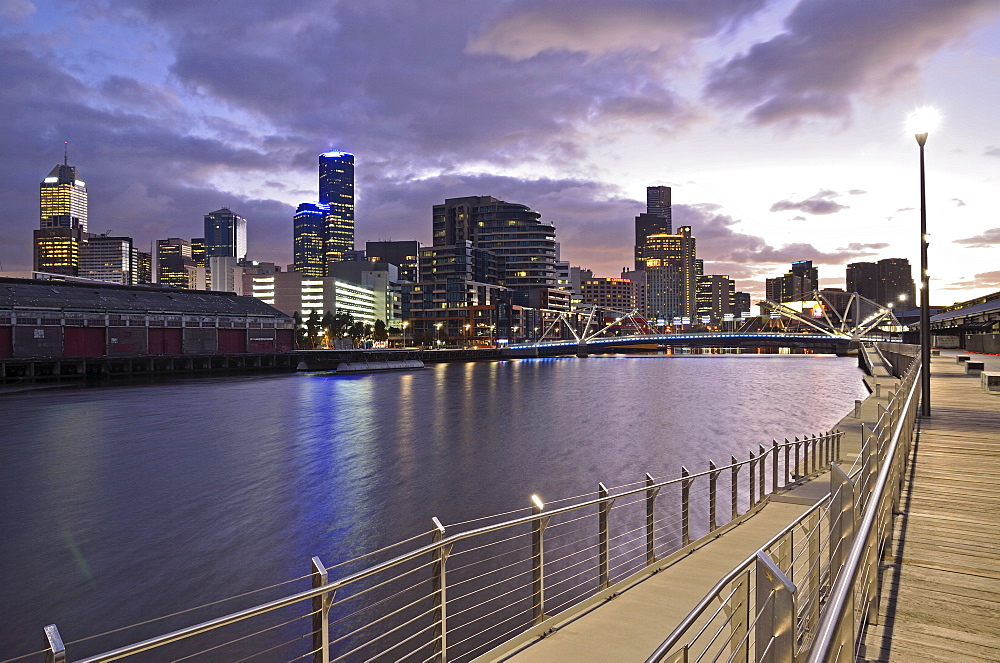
top-left (33, 428), bottom-right (845, 663)
top-left (645, 346), bottom-right (919, 663)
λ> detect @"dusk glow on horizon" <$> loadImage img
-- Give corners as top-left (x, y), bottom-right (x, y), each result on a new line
top-left (2, 0), bottom-right (999, 305)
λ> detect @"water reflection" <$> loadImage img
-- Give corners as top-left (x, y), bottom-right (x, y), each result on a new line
top-left (0, 355), bottom-right (866, 657)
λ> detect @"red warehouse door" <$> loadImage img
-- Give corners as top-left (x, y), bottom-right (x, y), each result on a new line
top-left (217, 329), bottom-right (247, 354)
top-left (63, 327), bottom-right (106, 357)
top-left (148, 328), bottom-right (182, 354)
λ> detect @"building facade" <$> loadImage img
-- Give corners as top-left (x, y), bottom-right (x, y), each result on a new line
top-left (204, 208), bottom-right (247, 262)
top-left (365, 240), bottom-right (421, 283)
top-left (79, 236), bottom-right (135, 285)
top-left (581, 277), bottom-right (638, 312)
top-left (642, 226), bottom-right (697, 322)
top-left (696, 274), bottom-right (736, 324)
top-left (156, 238), bottom-right (195, 288)
top-left (319, 151), bottom-right (355, 267)
top-left (34, 160), bottom-right (89, 276)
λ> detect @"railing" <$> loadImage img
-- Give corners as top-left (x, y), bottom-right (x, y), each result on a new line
top-left (646, 350), bottom-right (919, 663)
top-left (33, 433), bottom-right (844, 663)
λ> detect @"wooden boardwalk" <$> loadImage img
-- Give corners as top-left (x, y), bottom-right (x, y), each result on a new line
top-left (862, 352), bottom-right (1000, 662)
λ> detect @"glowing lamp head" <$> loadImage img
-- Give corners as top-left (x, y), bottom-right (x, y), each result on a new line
top-left (906, 107), bottom-right (941, 146)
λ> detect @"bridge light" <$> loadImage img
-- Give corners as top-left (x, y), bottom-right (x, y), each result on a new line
top-left (531, 494), bottom-right (544, 510)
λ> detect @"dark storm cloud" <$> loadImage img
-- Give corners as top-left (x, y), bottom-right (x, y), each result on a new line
top-left (769, 190), bottom-right (848, 215)
top-left (705, 0), bottom-right (1000, 125)
top-left (954, 228), bottom-right (1000, 248)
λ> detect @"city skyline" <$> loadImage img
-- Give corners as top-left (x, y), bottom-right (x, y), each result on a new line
top-left (2, 2), bottom-right (999, 304)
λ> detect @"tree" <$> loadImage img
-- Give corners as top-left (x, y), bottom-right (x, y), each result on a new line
top-left (293, 311), bottom-right (307, 349)
top-left (333, 310), bottom-right (353, 338)
top-left (349, 321), bottom-right (366, 342)
top-left (306, 311), bottom-right (321, 349)
top-left (373, 319), bottom-right (388, 344)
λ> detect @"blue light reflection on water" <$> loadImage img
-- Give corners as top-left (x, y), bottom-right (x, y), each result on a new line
top-left (0, 355), bottom-right (866, 657)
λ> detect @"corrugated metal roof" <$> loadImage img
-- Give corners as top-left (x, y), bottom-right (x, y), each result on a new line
top-left (931, 296), bottom-right (1000, 322)
top-left (0, 277), bottom-right (289, 318)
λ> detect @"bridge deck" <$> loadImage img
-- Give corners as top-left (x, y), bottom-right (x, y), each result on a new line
top-left (862, 351), bottom-right (1000, 663)
top-left (479, 349), bottom-right (900, 663)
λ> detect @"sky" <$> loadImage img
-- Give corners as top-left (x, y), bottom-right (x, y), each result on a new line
top-left (1, 0), bottom-right (998, 306)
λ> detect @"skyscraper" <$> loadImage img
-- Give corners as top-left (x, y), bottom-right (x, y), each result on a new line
top-left (80, 236), bottom-right (135, 284)
top-left (204, 208), bottom-right (247, 261)
top-left (646, 186), bottom-right (672, 225)
top-left (318, 151), bottom-right (355, 266)
top-left (156, 238), bottom-right (195, 288)
top-left (34, 157), bottom-right (89, 275)
top-left (643, 226), bottom-right (697, 322)
top-left (293, 202), bottom-right (329, 277)
top-left (877, 258), bottom-right (915, 308)
top-left (635, 186), bottom-right (673, 271)
top-left (846, 262), bottom-right (880, 301)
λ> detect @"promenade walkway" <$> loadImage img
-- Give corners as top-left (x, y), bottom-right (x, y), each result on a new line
top-left (480, 350), bottom-right (901, 663)
top-left (862, 350), bottom-right (1000, 663)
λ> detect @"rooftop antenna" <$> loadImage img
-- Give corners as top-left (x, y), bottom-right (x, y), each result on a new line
top-left (64, 141), bottom-right (69, 166)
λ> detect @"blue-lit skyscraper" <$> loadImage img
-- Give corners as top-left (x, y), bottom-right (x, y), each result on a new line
top-left (318, 151), bottom-right (355, 267)
top-left (293, 202), bottom-right (329, 277)
top-left (204, 207), bottom-right (247, 260)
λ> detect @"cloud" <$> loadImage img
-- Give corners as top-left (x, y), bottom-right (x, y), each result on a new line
top-left (466, 0), bottom-right (766, 60)
top-left (954, 228), bottom-right (1000, 248)
top-left (838, 242), bottom-right (889, 251)
top-left (705, 0), bottom-right (1000, 125)
top-left (952, 197), bottom-right (966, 207)
top-left (769, 189), bottom-right (848, 215)
top-left (942, 270), bottom-right (1000, 290)
top-left (985, 146), bottom-right (1000, 157)
top-left (0, 0), bottom-right (35, 21)
top-left (848, 189), bottom-right (867, 195)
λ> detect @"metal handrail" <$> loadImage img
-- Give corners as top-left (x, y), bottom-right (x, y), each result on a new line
top-left (42, 430), bottom-right (841, 663)
top-left (806, 361), bottom-right (920, 663)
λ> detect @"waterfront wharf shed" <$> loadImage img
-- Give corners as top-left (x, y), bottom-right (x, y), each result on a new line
top-left (0, 277), bottom-right (295, 359)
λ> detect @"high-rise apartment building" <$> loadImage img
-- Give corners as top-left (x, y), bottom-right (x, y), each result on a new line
top-left (34, 159), bottom-right (89, 275)
top-left (581, 277), bottom-right (638, 312)
top-left (318, 151), bottom-right (355, 266)
top-left (204, 208), bottom-right (247, 261)
top-left (432, 196), bottom-right (557, 290)
top-left (767, 260), bottom-right (818, 303)
top-left (643, 226), bottom-right (697, 322)
top-left (846, 259), bottom-right (914, 307)
top-left (696, 274), bottom-right (736, 323)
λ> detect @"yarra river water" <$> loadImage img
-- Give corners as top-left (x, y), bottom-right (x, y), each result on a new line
top-left (0, 353), bottom-right (867, 659)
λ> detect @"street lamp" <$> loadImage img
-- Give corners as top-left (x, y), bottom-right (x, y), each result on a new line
top-left (401, 321), bottom-right (409, 348)
top-left (907, 106), bottom-right (940, 417)
top-left (434, 322), bottom-right (443, 347)
top-left (464, 323), bottom-right (471, 348)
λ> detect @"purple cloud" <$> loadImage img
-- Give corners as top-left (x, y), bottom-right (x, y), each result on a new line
top-left (954, 228), bottom-right (1000, 248)
top-left (705, 0), bottom-right (1000, 125)
top-left (770, 190), bottom-right (848, 215)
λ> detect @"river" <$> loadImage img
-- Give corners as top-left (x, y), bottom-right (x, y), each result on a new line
top-left (0, 353), bottom-right (867, 660)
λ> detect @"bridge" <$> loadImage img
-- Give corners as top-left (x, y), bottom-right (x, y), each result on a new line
top-left (503, 290), bottom-right (901, 358)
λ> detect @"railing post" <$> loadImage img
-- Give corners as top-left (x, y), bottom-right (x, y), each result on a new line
top-left (531, 495), bottom-right (549, 624)
top-left (836, 430), bottom-right (842, 463)
top-left (829, 464), bottom-right (857, 578)
top-left (646, 473), bottom-right (660, 565)
top-left (783, 439), bottom-right (791, 484)
top-left (709, 461), bottom-right (718, 532)
top-left (794, 437), bottom-right (801, 479)
top-left (431, 517), bottom-right (452, 663)
top-left (749, 451), bottom-right (757, 507)
top-left (811, 434), bottom-right (818, 478)
top-left (758, 444), bottom-right (766, 499)
top-left (771, 440), bottom-right (779, 495)
top-left (311, 556), bottom-right (331, 663)
top-left (681, 467), bottom-right (692, 546)
top-left (598, 483), bottom-right (614, 589)
top-left (731, 455), bottom-right (739, 520)
top-left (44, 624), bottom-right (65, 663)
top-left (755, 552), bottom-right (796, 663)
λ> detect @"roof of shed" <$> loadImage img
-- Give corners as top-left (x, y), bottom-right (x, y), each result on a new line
top-left (0, 277), bottom-right (289, 318)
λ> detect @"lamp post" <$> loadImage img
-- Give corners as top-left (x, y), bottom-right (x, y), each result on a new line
top-left (908, 107), bottom-right (940, 417)
top-left (464, 323), bottom-right (471, 348)
top-left (401, 321), bottom-right (408, 348)
top-left (434, 322), bottom-right (443, 347)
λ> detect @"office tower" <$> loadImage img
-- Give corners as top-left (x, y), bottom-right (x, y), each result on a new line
top-left (318, 151), bottom-right (355, 265)
top-left (767, 261), bottom-right (818, 303)
top-left (293, 202), bottom-right (329, 277)
top-left (696, 274), bottom-right (736, 323)
top-left (40, 159), bottom-right (88, 232)
top-left (846, 262), bottom-right (880, 301)
top-left (204, 208), bottom-right (247, 261)
top-left (643, 226), bottom-right (697, 322)
top-left (134, 250), bottom-right (152, 284)
top-left (80, 236), bottom-right (134, 284)
top-left (734, 292), bottom-right (751, 316)
top-left (646, 186), bottom-right (672, 224)
top-left (365, 241), bottom-right (421, 283)
top-left (191, 238), bottom-right (207, 268)
top-left (432, 196), bottom-right (557, 290)
top-left (156, 238), bottom-right (195, 288)
top-left (34, 157), bottom-right (89, 275)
